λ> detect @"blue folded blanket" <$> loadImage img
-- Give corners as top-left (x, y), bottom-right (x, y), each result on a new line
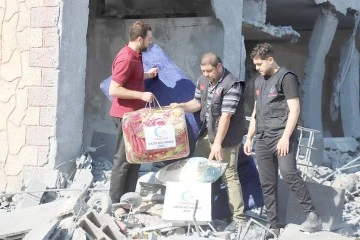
top-left (142, 44), bottom-right (201, 153)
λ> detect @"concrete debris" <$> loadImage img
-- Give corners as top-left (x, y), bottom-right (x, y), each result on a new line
top-left (71, 227), bottom-right (87, 240)
top-left (62, 169), bottom-right (93, 199)
top-left (279, 223), bottom-right (355, 240)
top-left (51, 216), bottom-right (77, 240)
top-left (77, 210), bottom-right (126, 239)
top-left (91, 156), bottom-right (113, 185)
top-left (120, 192), bottom-right (143, 209)
top-left (16, 177), bottom-right (47, 209)
top-left (43, 170), bottom-right (62, 189)
top-left (324, 137), bottom-right (360, 153)
top-left (314, 0), bottom-right (360, 15)
top-left (136, 171), bottom-right (163, 193)
top-left (0, 197), bottom-right (87, 238)
top-left (23, 220), bottom-right (59, 240)
top-left (87, 192), bottom-right (112, 214)
top-left (332, 174), bottom-right (359, 192)
top-left (278, 179), bottom-right (345, 231)
top-left (2, 138), bottom-right (360, 239)
top-left (242, 19), bottom-right (300, 42)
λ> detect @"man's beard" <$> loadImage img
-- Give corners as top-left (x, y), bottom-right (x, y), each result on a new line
top-left (139, 44), bottom-right (148, 53)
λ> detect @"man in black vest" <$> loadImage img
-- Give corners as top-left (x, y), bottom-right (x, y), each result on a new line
top-left (170, 52), bottom-right (247, 231)
top-left (244, 43), bottom-right (321, 239)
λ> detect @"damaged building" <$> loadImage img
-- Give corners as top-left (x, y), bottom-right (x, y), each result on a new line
top-left (1, 0), bottom-right (360, 239)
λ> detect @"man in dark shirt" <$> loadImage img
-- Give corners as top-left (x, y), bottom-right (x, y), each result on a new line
top-left (170, 52), bottom-right (247, 232)
top-left (244, 43), bottom-right (321, 239)
top-left (109, 21), bottom-right (158, 204)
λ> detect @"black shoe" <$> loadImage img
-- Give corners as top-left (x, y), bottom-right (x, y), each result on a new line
top-left (265, 228), bottom-right (280, 239)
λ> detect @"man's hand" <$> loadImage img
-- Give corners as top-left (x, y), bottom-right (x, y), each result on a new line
top-left (208, 143), bottom-right (222, 161)
top-left (277, 136), bottom-right (290, 157)
top-left (141, 92), bottom-right (155, 103)
top-left (147, 68), bottom-right (158, 78)
top-left (243, 138), bottom-right (253, 156)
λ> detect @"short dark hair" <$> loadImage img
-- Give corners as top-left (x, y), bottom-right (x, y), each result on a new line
top-left (200, 52), bottom-right (222, 67)
top-left (129, 21), bottom-right (152, 41)
top-left (250, 42), bottom-right (275, 60)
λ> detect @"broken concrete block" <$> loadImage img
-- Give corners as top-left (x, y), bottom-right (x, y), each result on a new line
top-left (16, 177), bottom-right (47, 209)
top-left (324, 137), bottom-right (359, 152)
top-left (53, 216), bottom-right (77, 240)
top-left (62, 169), bottom-right (93, 198)
top-left (57, 197), bottom-right (89, 218)
top-left (23, 220), bottom-right (59, 240)
top-left (72, 227), bottom-right (87, 240)
top-left (332, 174), bottom-right (359, 192)
top-left (0, 197), bottom-right (87, 238)
top-left (77, 210), bottom-right (126, 240)
top-left (277, 179), bottom-right (344, 231)
top-left (136, 171), bottom-right (162, 193)
top-left (279, 224), bottom-right (355, 240)
top-left (43, 170), bottom-right (60, 189)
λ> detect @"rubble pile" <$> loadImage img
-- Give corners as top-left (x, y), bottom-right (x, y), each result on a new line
top-left (0, 137), bottom-right (360, 239)
top-left (306, 137), bottom-right (360, 237)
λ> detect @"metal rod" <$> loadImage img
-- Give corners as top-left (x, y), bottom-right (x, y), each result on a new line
top-left (192, 200), bottom-right (201, 237)
top-left (320, 155), bottom-right (360, 183)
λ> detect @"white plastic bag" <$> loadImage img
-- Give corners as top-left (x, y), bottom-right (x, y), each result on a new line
top-left (155, 157), bottom-right (228, 183)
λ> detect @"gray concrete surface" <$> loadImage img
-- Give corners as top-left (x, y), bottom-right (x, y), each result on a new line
top-left (56, 0), bottom-right (89, 173)
top-left (277, 179), bottom-right (344, 231)
top-left (211, 0), bottom-right (244, 79)
top-left (279, 223), bottom-right (355, 240)
top-left (301, 5), bottom-right (338, 132)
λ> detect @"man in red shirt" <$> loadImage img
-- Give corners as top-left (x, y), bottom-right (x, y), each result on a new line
top-left (109, 20), bottom-right (158, 203)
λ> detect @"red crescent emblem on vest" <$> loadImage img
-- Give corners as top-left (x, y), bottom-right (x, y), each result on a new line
top-left (255, 89), bottom-right (260, 96)
top-left (269, 85), bottom-right (278, 97)
top-left (199, 84), bottom-right (205, 90)
top-left (215, 87), bottom-right (223, 96)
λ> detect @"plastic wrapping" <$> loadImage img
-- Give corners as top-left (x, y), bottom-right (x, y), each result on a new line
top-left (155, 157), bottom-right (228, 183)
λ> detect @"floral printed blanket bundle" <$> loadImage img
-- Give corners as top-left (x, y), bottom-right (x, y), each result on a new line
top-left (122, 106), bottom-right (190, 163)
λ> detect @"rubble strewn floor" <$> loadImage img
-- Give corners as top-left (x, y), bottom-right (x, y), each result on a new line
top-left (1, 137), bottom-right (360, 239)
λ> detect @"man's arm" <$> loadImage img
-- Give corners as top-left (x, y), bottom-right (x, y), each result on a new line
top-left (247, 102), bottom-right (257, 140)
top-left (244, 102), bottom-right (256, 155)
top-left (277, 98), bottom-right (300, 156)
top-left (283, 98), bottom-right (300, 138)
top-left (109, 80), bottom-right (154, 103)
top-left (208, 112), bottom-right (232, 161)
top-left (169, 99), bottom-right (201, 113)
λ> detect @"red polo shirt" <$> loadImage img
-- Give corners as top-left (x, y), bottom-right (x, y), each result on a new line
top-left (110, 45), bottom-right (145, 118)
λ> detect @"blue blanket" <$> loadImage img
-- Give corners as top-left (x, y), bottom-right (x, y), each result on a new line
top-left (142, 44), bottom-right (201, 154)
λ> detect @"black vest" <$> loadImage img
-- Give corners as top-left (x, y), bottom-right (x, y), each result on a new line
top-left (198, 68), bottom-right (246, 147)
top-left (254, 67), bottom-right (299, 137)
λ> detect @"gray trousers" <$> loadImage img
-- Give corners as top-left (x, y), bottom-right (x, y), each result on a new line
top-left (194, 131), bottom-right (245, 220)
top-left (109, 117), bottom-right (140, 203)
top-left (255, 136), bottom-right (316, 228)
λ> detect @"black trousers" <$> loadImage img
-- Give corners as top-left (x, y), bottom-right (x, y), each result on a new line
top-left (109, 117), bottom-right (140, 203)
top-left (255, 135), bottom-right (316, 228)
